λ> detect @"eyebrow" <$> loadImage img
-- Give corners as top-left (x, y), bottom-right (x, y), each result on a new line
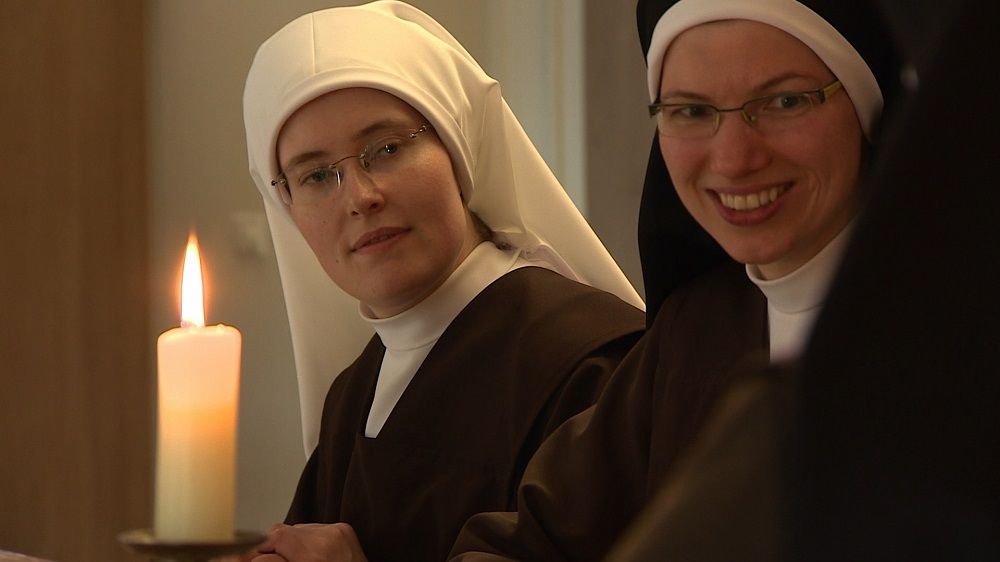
top-left (283, 150), bottom-right (329, 172)
top-left (351, 118), bottom-right (415, 142)
top-left (280, 117), bottom-right (419, 172)
top-left (659, 72), bottom-right (825, 102)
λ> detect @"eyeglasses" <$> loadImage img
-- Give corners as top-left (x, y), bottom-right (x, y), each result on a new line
top-left (648, 80), bottom-right (843, 139)
top-left (272, 124), bottom-right (434, 206)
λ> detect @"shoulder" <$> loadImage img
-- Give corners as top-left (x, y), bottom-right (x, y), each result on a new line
top-left (436, 268), bottom-right (643, 393)
top-left (471, 266), bottom-right (645, 345)
top-left (481, 266), bottom-right (644, 322)
top-left (647, 261), bottom-right (768, 387)
top-left (656, 261), bottom-right (764, 334)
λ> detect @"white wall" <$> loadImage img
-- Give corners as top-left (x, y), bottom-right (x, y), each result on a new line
top-left (147, 0), bottom-right (644, 531)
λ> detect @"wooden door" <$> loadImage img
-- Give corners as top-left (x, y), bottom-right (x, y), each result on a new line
top-left (0, 1), bottom-right (151, 560)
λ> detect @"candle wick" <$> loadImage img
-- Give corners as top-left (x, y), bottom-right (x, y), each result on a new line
top-left (180, 320), bottom-right (195, 329)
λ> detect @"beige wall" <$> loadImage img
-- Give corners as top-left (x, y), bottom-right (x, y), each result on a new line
top-left (147, 0), bottom-right (649, 532)
top-left (586, 0), bottom-right (654, 295)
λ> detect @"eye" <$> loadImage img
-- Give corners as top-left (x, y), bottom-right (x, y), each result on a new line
top-left (298, 165), bottom-right (339, 187)
top-left (668, 104), bottom-right (715, 121)
top-left (763, 93), bottom-right (811, 112)
top-left (371, 138), bottom-right (405, 159)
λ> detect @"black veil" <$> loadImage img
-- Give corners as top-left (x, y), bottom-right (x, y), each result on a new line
top-left (634, 0), bottom-right (901, 326)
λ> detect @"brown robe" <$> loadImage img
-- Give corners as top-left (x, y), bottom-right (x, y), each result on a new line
top-left (285, 266), bottom-right (645, 562)
top-left (451, 262), bottom-right (768, 561)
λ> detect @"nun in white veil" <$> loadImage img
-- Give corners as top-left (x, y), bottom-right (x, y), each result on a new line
top-left (242, 2), bottom-right (644, 560)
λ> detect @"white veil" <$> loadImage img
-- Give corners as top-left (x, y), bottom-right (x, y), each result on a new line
top-left (244, 0), bottom-right (644, 454)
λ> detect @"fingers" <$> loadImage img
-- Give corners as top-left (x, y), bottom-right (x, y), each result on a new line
top-left (254, 522), bottom-right (286, 554)
top-left (260, 522), bottom-right (368, 562)
top-left (251, 555), bottom-right (288, 562)
top-left (216, 555), bottom-right (257, 562)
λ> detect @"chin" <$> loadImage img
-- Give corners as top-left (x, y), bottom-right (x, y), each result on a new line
top-left (720, 240), bottom-right (792, 271)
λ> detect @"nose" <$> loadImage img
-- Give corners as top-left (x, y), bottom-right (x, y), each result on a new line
top-left (708, 113), bottom-right (772, 179)
top-left (343, 166), bottom-right (385, 216)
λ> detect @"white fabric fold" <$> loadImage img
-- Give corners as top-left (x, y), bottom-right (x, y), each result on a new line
top-left (243, 0), bottom-right (643, 454)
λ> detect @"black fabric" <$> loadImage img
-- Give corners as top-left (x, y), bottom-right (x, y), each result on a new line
top-left (634, 0), bottom-right (902, 326)
top-left (285, 267), bottom-right (644, 562)
top-left (793, 0), bottom-right (1000, 558)
top-left (637, 133), bottom-right (728, 330)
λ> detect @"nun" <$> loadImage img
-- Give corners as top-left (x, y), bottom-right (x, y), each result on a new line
top-left (241, 2), bottom-right (645, 561)
top-left (451, 0), bottom-right (901, 559)
top-left (607, 0), bottom-right (1000, 559)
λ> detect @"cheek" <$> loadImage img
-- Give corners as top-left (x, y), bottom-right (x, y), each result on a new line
top-left (437, 191), bottom-right (472, 242)
top-left (291, 209), bottom-right (342, 257)
top-left (660, 139), bottom-right (703, 189)
top-left (812, 140), bottom-right (860, 199)
top-left (786, 112), bottom-right (863, 181)
top-left (416, 156), bottom-right (467, 226)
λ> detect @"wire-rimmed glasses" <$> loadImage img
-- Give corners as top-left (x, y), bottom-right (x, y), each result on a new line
top-left (272, 124), bottom-right (434, 206)
top-left (648, 80), bottom-right (843, 139)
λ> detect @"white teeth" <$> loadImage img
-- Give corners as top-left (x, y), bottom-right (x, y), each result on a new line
top-left (719, 186), bottom-right (786, 211)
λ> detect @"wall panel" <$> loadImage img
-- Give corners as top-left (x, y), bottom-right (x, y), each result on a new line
top-left (0, 1), bottom-right (150, 560)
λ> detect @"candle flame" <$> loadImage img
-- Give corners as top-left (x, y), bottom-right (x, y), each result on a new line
top-left (180, 233), bottom-right (206, 328)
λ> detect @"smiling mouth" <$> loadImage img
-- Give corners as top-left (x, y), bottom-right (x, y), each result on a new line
top-left (717, 185), bottom-right (789, 211)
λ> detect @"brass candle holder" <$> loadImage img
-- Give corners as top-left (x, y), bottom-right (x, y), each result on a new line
top-left (118, 529), bottom-right (266, 562)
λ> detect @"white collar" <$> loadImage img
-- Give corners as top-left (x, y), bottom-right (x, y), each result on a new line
top-left (362, 242), bottom-right (518, 351)
top-left (748, 221), bottom-right (856, 314)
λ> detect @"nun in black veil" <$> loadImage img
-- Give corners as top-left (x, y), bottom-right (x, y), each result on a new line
top-left (606, 0), bottom-right (1000, 560)
top-left (450, 1), bottom-right (902, 560)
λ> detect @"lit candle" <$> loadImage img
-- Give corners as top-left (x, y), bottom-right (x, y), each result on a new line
top-left (154, 234), bottom-right (242, 541)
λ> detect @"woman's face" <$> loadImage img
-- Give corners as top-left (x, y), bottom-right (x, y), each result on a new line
top-left (276, 88), bottom-right (480, 318)
top-left (658, 20), bottom-right (864, 279)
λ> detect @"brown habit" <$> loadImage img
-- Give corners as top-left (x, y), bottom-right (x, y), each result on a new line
top-left (451, 263), bottom-right (767, 561)
top-left (286, 267), bottom-right (645, 562)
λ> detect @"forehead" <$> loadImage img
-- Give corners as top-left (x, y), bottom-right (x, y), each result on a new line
top-left (660, 20), bottom-right (831, 93)
top-left (278, 88), bottom-right (425, 149)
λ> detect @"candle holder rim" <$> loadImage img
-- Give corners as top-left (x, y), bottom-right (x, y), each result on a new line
top-left (118, 528), bottom-right (266, 561)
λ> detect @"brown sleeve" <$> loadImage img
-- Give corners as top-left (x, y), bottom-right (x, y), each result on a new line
top-left (537, 333), bottom-right (644, 439)
top-left (450, 329), bottom-right (661, 562)
top-left (607, 359), bottom-right (787, 562)
top-left (450, 264), bottom-right (766, 562)
top-left (285, 447), bottom-right (321, 523)
top-left (502, 331), bottom-right (644, 512)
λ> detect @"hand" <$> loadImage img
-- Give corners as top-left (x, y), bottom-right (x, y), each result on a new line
top-left (251, 522), bottom-right (369, 562)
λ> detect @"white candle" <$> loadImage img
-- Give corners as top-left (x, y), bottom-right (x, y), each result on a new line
top-left (154, 234), bottom-right (242, 541)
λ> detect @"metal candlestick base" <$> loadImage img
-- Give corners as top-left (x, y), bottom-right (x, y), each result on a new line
top-left (118, 529), bottom-right (266, 562)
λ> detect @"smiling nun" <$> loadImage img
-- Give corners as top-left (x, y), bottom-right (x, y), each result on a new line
top-left (451, 0), bottom-right (902, 560)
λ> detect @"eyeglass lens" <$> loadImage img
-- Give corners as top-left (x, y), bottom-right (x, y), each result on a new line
top-left (653, 83), bottom-right (839, 139)
top-left (277, 126), bottom-right (430, 205)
